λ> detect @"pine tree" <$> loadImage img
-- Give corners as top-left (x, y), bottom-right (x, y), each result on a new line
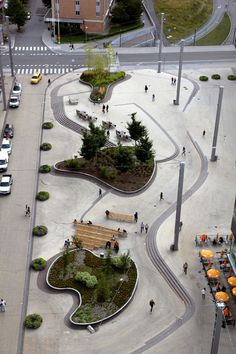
top-left (6, 0), bottom-right (27, 30)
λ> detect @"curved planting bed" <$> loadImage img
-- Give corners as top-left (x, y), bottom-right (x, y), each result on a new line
top-left (47, 249), bottom-right (138, 325)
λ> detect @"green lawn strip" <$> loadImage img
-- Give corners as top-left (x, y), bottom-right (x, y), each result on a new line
top-left (48, 250), bottom-right (137, 323)
top-left (196, 12), bottom-right (231, 45)
top-left (154, 0), bottom-right (213, 43)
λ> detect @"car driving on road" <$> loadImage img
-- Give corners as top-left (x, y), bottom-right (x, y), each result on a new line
top-left (31, 71), bottom-right (42, 84)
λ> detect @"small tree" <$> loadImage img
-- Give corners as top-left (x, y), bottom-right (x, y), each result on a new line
top-left (71, 235), bottom-right (83, 250)
top-left (6, 0), bottom-right (27, 30)
top-left (127, 113), bottom-right (147, 146)
top-left (115, 144), bottom-right (135, 172)
top-left (111, 0), bottom-right (142, 24)
top-left (42, 0), bottom-right (51, 8)
top-left (105, 45), bottom-right (116, 72)
top-left (80, 122), bottom-right (106, 160)
top-left (84, 46), bottom-right (95, 70)
top-left (135, 134), bottom-right (154, 162)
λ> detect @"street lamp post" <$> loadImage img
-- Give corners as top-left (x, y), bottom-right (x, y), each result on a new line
top-left (193, 29), bottom-right (197, 46)
top-left (210, 86), bottom-right (224, 162)
top-left (157, 12), bottom-right (165, 73)
top-left (56, 0), bottom-right (60, 44)
top-left (174, 39), bottom-right (185, 105)
top-left (0, 51), bottom-right (7, 110)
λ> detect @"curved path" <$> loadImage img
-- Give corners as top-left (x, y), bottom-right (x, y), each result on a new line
top-left (46, 73), bottom-right (210, 352)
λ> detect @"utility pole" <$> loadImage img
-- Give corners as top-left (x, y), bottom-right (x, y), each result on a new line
top-left (193, 29), bottom-right (197, 46)
top-left (0, 50), bottom-right (7, 110)
top-left (5, 16), bottom-right (14, 77)
top-left (171, 161), bottom-right (185, 251)
top-left (174, 39), bottom-right (185, 105)
top-left (56, 0), bottom-right (60, 44)
top-left (210, 86), bottom-right (224, 162)
top-left (157, 12), bottom-right (164, 73)
top-left (210, 303), bottom-right (223, 354)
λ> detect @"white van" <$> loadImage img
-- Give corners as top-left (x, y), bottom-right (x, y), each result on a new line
top-left (0, 151), bottom-right (9, 171)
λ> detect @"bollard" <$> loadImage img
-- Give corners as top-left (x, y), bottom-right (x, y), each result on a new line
top-left (87, 325), bottom-right (95, 334)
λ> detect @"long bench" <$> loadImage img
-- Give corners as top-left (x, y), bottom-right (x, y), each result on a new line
top-left (106, 211), bottom-right (134, 223)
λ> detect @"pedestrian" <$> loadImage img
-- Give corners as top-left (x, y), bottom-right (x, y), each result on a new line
top-left (106, 104), bottom-right (109, 112)
top-left (25, 204), bottom-right (28, 216)
top-left (201, 287), bottom-right (206, 299)
top-left (149, 299), bottom-right (155, 312)
top-left (140, 221), bottom-right (144, 233)
top-left (99, 188), bottom-right (102, 197)
top-left (179, 221), bottom-right (183, 231)
top-left (106, 130), bottom-right (110, 137)
top-left (171, 77), bottom-right (174, 85)
top-left (183, 262), bottom-right (188, 275)
top-left (173, 78), bottom-right (176, 85)
top-left (202, 130), bottom-right (206, 136)
top-left (145, 223), bottom-right (149, 233)
top-left (71, 44), bottom-right (74, 50)
top-left (134, 211), bottom-right (138, 222)
top-left (48, 78), bottom-right (51, 85)
top-left (160, 192), bottom-right (164, 201)
top-left (27, 206), bottom-right (30, 217)
top-left (152, 94), bottom-right (155, 101)
top-left (0, 299), bottom-right (6, 312)
top-left (144, 85), bottom-right (148, 93)
top-left (102, 104), bottom-right (105, 113)
top-left (182, 146), bottom-right (186, 156)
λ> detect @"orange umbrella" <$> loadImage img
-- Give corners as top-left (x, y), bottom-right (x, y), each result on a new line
top-left (200, 249), bottom-right (214, 259)
top-left (232, 288), bottom-right (236, 296)
top-left (207, 269), bottom-right (220, 279)
top-left (215, 291), bottom-right (229, 302)
top-left (228, 277), bottom-right (236, 287)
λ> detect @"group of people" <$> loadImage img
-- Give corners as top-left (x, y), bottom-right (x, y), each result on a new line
top-left (140, 222), bottom-right (149, 234)
top-left (25, 205), bottom-right (31, 217)
top-left (171, 77), bottom-right (177, 85)
top-left (102, 104), bottom-right (109, 113)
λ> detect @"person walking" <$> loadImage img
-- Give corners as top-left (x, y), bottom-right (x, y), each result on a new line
top-left (48, 78), bottom-right (51, 85)
top-left (134, 211), bottom-right (138, 222)
top-left (140, 222), bottom-right (144, 233)
top-left (173, 78), bottom-right (176, 85)
top-left (0, 299), bottom-right (6, 312)
top-left (149, 299), bottom-right (155, 312)
top-left (171, 77), bottom-right (174, 85)
top-left (27, 206), bottom-right (31, 217)
top-left (183, 262), bottom-right (188, 275)
top-left (202, 130), bottom-right (206, 136)
top-left (102, 104), bottom-right (105, 113)
top-left (25, 204), bottom-right (28, 216)
top-left (160, 192), bottom-right (164, 201)
top-left (145, 223), bottom-right (149, 233)
top-left (152, 94), bottom-right (155, 101)
top-left (144, 85), bottom-right (148, 93)
top-left (201, 288), bottom-right (206, 299)
top-left (106, 104), bottom-right (109, 112)
top-left (179, 221), bottom-right (183, 231)
top-left (99, 188), bottom-right (102, 197)
top-left (182, 146), bottom-right (186, 156)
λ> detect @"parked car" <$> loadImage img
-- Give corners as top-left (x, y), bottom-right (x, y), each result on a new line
top-left (0, 174), bottom-right (13, 194)
top-left (3, 124), bottom-right (14, 139)
top-left (1, 138), bottom-right (12, 154)
top-left (12, 82), bottom-right (22, 96)
top-left (0, 151), bottom-right (9, 171)
top-left (31, 71), bottom-right (42, 84)
top-left (9, 96), bottom-right (20, 108)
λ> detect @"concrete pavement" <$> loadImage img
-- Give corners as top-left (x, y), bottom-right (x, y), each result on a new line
top-left (20, 67), bottom-right (236, 354)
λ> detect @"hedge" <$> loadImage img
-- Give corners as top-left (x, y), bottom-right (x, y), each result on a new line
top-left (199, 76), bottom-right (208, 81)
top-left (24, 314), bottom-right (43, 329)
top-left (33, 225), bottom-right (48, 236)
top-left (40, 143), bottom-right (52, 151)
top-left (36, 191), bottom-right (50, 201)
top-left (42, 122), bottom-right (54, 129)
top-left (31, 258), bottom-right (47, 271)
top-left (39, 165), bottom-right (51, 173)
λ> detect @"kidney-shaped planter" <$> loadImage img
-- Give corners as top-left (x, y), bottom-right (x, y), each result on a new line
top-left (46, 249), bottom-right (138, 326)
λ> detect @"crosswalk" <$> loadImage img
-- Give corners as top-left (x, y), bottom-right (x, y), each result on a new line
top-left (14, 66), bottom-right (82, 75)
top-left (14, 46), bottom-right (48, 52)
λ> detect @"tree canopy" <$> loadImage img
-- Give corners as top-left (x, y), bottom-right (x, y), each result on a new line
top-left (6, 0), bottom-right (27, 30)
top-left (111, 0), bottom-right (142, 24)
top-left (42, 0), bottom-right (51, 8)
top-left (135, 134), bottom-right (154, 162)
top-left (127, 113), bottom-right (147, 145)
top-left (80, 123), bottom-right (106, 160)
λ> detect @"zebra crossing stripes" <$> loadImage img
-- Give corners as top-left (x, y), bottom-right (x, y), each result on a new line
top-left (15, 67), bottom-right (77, 75)
top-left (14, 46), bottom-right (48, 52)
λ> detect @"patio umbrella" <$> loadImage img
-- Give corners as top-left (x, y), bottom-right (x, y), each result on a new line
top-left (207, 269), bottom-right (220, 279)
top-left (232, 287), bottom-right (236, 296)
top-left (200, 249), bottom-right (214, 259)
top-left (215, 291), bottom-right (229, 302)
top-left (228, 277), bottom-right (236, 287)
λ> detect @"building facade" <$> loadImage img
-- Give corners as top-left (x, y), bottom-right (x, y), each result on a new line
top-left (48, 0), bottom-right (114, 34)
top-left (229, 197), bottom-right (236, 273)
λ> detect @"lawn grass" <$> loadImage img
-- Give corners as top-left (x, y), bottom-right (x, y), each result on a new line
top-left (196, 12), bottom-right (231, 45)
top-left (154, 0), bottom-right (213, 43)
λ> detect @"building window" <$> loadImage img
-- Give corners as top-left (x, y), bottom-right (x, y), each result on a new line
top-left (75, 0), bottom-right (80, 15)
top-left (96, 0), bottom-right (100, 16)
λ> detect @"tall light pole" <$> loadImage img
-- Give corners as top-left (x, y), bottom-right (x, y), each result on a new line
top-left (157, 12), bottom-right (164, 73)
top-left (210, 86), bottom-right (224, 162)
top-left (5, 16), bottom-right (14, 77)
top-left (210, 303), bottom-right (224, 354)
top-left (56, 0), bottom-right (60, 44)
top-left (51, 0), bottom-right (56, 40)
top-left (171, 161), bottom-right (185, 251)
top-left (0, 51), bottom-right (7, 110)
top-left (174, 39), bottom-right (185, 105)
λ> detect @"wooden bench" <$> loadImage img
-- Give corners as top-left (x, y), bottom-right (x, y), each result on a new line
top-left (106, 211), bottom-right (134, 223)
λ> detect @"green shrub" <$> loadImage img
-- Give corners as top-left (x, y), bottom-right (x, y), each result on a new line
top-left (112, 252), bottom-right (131, 271)
top-left (211, 74), bottom-right (221, 80)
top-left (40, 143), bottom-right (52, 151)
top-left (65, 159), bottom-right (79, 169)
top-left (39, 164), bottom-right (51, 173)
top-left (99, 166), bottom-right (116, 180)
top-left (36, 191), bottom-right (50, 201)
top-left (24, 314), bottom-right (43, 329)
top-left (31, 258), bottom-right (47, 271)
top-left (199, 76), bottom-right (208, 81)
top-left (42, 122), bottom-right (54, 129)
top-left (33, 225), bottom-right (48, 236)
top-left (227, 75), bottom-right (236, 80)
top-left (75, 271), bottom-right (98, 288)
